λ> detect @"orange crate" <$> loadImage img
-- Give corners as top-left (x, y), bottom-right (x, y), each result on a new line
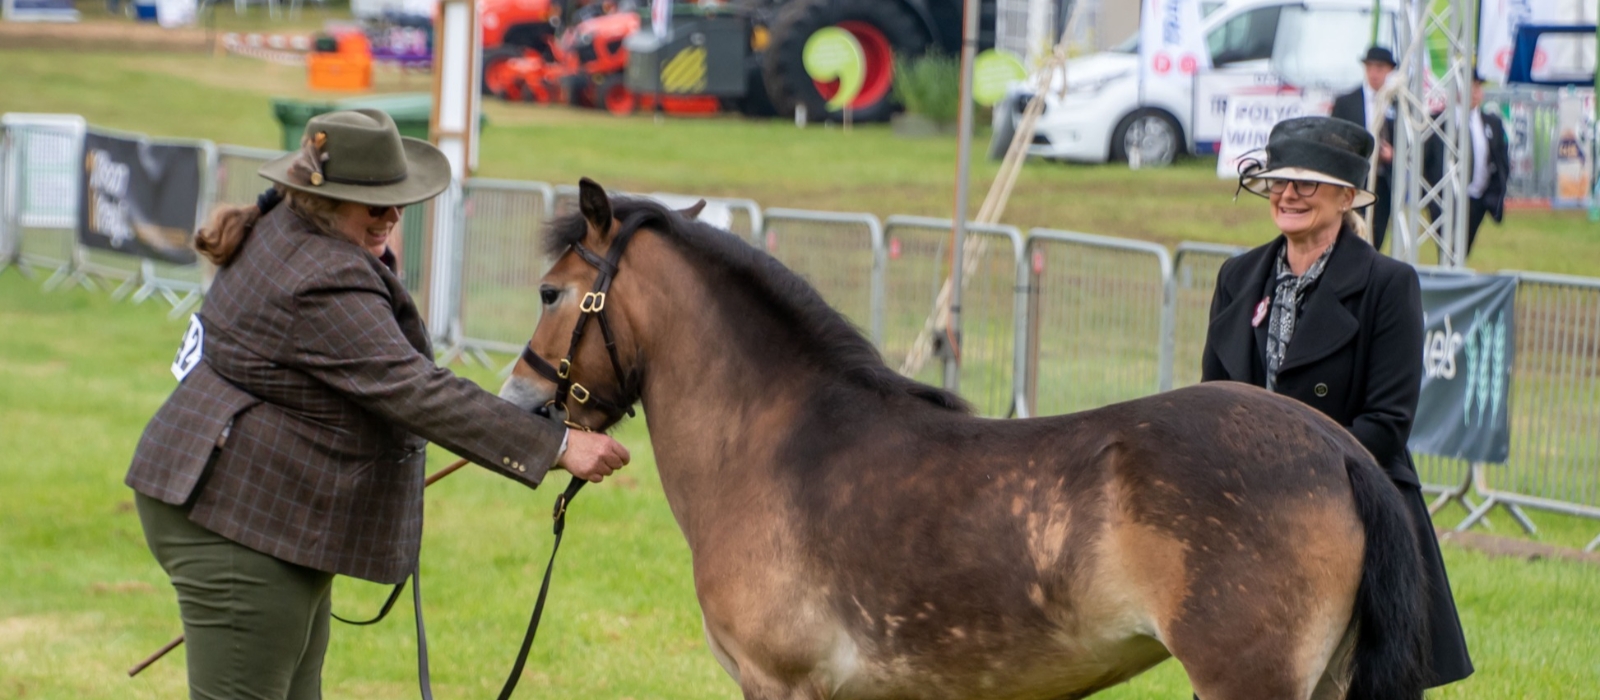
top-left (307, 53), bottom-right (372, 91)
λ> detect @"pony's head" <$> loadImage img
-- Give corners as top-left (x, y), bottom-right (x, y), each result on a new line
top-left (500, 177), bottom-right (699, 430)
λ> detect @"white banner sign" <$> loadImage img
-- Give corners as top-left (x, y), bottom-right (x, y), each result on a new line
top-left (1216, 95), bottom-right (1330, 178)
top-left (1138, 0), bottom-right (1209, 95)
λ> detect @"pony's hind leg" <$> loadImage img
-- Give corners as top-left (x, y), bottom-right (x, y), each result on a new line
top-left (1308, 626), bottom-right (1358, 700)
top-left (1177, 640), bottom-right (1316, 700)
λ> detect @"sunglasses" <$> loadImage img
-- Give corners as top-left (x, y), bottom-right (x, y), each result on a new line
top-left (366, 204), bottom-right (405, 217)
top-left (1266, 180), bottom-right (1322, 197)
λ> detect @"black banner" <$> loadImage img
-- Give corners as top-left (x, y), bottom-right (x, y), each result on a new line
top-left (77, 131), bottom-right (204, 266)
top-left (1410, 273), bottom-right (1517, 464)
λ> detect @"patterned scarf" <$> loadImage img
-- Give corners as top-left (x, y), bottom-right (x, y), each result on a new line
top-left (1263, 240), bottom-right (1336, 392)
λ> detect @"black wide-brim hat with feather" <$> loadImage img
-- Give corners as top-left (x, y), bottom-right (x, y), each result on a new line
top-left (259, 109), bottom-right (450, 207)
top-left (1238, 116), bottom-right (1377, 209)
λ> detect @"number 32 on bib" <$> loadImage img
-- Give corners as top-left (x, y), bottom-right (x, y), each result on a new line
top-left (172, 314), bottom-right (204, 381)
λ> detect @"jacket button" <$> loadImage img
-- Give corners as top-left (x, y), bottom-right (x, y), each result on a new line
top-left (1314, 383), bottom-right (1329, 397)
top-left (503, 457), bottom-right (511, 465)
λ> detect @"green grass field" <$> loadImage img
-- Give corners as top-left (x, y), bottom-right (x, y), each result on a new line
top-left (3, 38), bottom-right (1600, 699)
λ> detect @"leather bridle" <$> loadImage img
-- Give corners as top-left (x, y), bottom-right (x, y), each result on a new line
top-left (519, 221), bottom-right (644, 429)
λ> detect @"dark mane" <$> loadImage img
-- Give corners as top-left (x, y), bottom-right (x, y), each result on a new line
top-left (545, 196), bottom-right (968, 413)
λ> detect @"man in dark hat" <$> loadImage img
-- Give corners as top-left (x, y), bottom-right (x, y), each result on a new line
top-left (1465, 73), bottom-right (1509, 257)
top-left (1332, 46), bottom-right (1398, 251)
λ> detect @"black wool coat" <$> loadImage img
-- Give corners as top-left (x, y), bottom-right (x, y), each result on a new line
top-left (1202, 228), bottom-right (1423, 486)
top-left (1200, 227), bottom-right (1475, 686)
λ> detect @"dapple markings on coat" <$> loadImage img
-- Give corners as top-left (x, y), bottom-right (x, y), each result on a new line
top-left (500, 178), bottom-right (1428, 700)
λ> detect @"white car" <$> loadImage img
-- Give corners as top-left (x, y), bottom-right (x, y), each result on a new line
top-left (991, 0), bottom-right (1399, 164)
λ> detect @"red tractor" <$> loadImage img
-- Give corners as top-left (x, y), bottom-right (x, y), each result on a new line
top-left (483, 0), bottom-right (998, 122)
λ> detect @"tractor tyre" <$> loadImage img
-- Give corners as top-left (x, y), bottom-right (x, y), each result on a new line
top-left (761, 0), bottom-right (928, 123)
top-left (482, 46), bottom-right (525, 96)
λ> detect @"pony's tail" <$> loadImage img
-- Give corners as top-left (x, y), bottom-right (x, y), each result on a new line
top-left (1344, 451), bottom-right (1429, 700)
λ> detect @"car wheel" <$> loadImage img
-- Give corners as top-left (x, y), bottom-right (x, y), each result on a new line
top-left (1111, 109), bottom-right (1182, 167)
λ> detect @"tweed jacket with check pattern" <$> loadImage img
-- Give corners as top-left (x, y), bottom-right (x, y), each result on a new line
top-left (126, 205), bottom-right (564, 584)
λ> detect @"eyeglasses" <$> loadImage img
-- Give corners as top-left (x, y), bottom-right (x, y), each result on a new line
top-left (366, 204), bottom-right (405, 217)
top-left (1266, 180), bottom-right (1321, 197)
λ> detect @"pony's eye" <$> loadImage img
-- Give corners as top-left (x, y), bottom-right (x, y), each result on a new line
top-left (539, 287), bottom-right (560, 306)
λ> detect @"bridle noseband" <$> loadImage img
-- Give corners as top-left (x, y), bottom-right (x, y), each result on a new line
top-left (520, 220), bottom-right (644, 428)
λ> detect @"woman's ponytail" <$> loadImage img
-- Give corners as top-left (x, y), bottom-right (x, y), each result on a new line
top-left (194, 186), bottom-right (284, 267)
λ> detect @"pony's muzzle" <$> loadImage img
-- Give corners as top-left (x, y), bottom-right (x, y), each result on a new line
top-left (499, 374), bottom-right (553, 413)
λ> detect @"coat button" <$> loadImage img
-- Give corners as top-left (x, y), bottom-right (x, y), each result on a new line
top-left (1314, 383), bottom-right (1329, 397)
top-left (503, 457), bottom-right (511, 465)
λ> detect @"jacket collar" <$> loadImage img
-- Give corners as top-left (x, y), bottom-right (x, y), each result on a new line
top-left (1210, 227), bottom-right (1375, 381)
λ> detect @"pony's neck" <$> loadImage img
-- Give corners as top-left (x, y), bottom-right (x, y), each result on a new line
top-left (621, 234), bottom-right (829, 538)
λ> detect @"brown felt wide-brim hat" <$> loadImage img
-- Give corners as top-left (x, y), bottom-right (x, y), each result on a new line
top-left (259, 109), bottom-right (450, 207)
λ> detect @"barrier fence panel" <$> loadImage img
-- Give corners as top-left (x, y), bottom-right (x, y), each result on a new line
top-left (881, 216), bottom-right (1022, 418)
top-left (648, 191), bottom-right (762, 242)
top-left (1024, 229), bottom-right (1173, 417)
top-left (760, 208), bottom-right (884, 346)
top-left (215, 144), bottom-right (282, 207)
top-left (1169, 242), bottom-right (1245, 389)
top-left (449, 179), bottom-right (555, 363)
top-left (1, 114), bottom-right (86, 284)
top-left (1466, 270), bottom-right (1600, 549)
top-left (1485, 86), bottom-right (1562, 205)
top-left (71, 129), bottom-right (214, 315)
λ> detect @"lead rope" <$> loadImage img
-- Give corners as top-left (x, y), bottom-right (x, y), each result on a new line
top-left (409, 476), bottom-right (586, 700)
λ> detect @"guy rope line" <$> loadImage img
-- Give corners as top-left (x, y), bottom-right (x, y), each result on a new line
top-left (897, 5), bottom-right (1085, 378)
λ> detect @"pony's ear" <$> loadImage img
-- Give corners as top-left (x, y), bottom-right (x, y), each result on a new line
top-left (578, 177), bottom-right (613, 240)
top-left (677, 199), bottom-right (707, 220)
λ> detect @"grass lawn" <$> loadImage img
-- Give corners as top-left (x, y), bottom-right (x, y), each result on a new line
top-left (2, 40), bottom-right (1599, 698)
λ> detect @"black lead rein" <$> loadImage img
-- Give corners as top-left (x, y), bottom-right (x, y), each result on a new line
top-left (417, 212), bottom-right (648, 700)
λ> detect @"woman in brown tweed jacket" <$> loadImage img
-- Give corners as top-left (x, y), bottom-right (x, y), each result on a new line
top-left (126, 109), bottom-right (630, 700)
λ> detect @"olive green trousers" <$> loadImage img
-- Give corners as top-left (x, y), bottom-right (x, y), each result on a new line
top-left (136, 493), bottom-right (334, 700)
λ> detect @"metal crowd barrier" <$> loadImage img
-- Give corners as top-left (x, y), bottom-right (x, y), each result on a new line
top-left (8, 116), bottom-right (1600, 547)
top-left (760, 208), bottom-right (885, 346)
top-left (444, 178), bottom-right (555, 366)
top-left (1463, 270), bottom-right (1600, 550)
top-left (648, 191), bottom-right (763, 242)
top-left (881, 216), bottom-right (1024, 418)
top-left (1169, 242), bottom-right (1246, 389)
top-left (1485, 86), bottom-right (1562, 205)
top-left (1022, 228), bottom-right (1173, 417)
top-left (1, 114), bottom-right (85, 283)
top-left (214, 144), bottom-right (282, 207)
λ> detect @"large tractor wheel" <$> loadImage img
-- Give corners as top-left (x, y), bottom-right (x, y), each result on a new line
top-left (762, 0), bottom-right (928, 123)
top-left (482, 46), bottom-right (526, 96)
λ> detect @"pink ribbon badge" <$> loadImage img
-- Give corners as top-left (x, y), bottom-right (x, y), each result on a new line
top-left (1252, 297), bottom-right (1270, 328)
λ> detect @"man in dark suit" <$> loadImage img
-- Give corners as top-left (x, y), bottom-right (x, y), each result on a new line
top-left (1465, 74), bottom-right (1510, 257)
top-left (1331, 46), bottom-right (1397, 251)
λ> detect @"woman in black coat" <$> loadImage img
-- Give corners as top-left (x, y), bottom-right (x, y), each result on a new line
top-left (1201, 116), bottom-right (1473, 689)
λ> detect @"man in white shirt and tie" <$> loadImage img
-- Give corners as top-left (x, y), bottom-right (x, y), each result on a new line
top-left (1331, 47), bottom-right (1398, 250)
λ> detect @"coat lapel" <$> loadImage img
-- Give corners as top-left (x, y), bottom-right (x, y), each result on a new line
top-left (1208, 238), bottom-right (1280, 382)
top-left (1277, 231), bottom-right (1371, 374)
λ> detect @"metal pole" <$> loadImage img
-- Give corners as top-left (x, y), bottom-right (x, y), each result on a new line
top-left (1392, 0), bottom-right (1474, 268)
top-left (946, 0), bottom-right (980, 392)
